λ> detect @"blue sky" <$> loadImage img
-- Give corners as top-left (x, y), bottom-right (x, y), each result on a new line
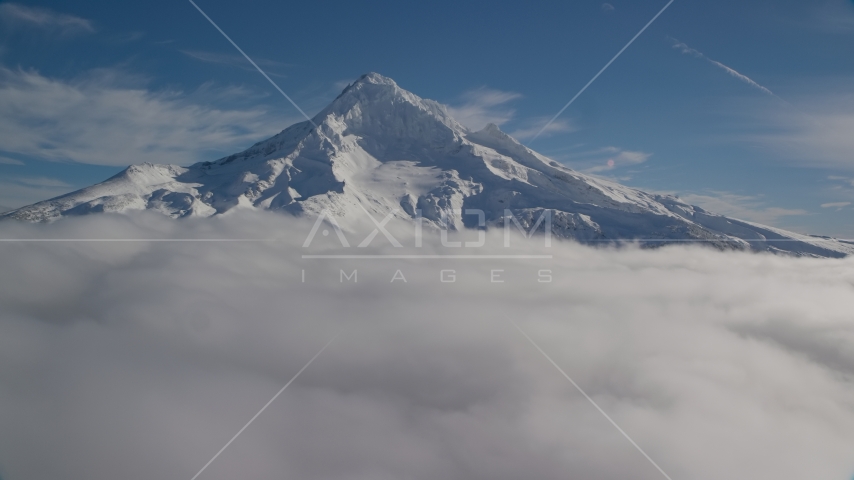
top-left (1, 0), bottom-right (854, 236)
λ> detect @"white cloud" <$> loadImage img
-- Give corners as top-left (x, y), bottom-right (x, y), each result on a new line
top-left (585, 148), bottom-right (651, 173)
top-left (446, 87), bottom-right (522, 131)
top-left (0, 156), bottom-right (24, 165)
top-left (811, 0), bottom-right (854, 32)
top-left (602, 3), bottom-right (615, 13)
top-left (821, 202), bottom-right (850, 209)
top-left (828, 175), bottom-right (854, 189)
top-left (508, 117), bottom-right (576, 141)
top-left (12, 176), bottom-right (71, 188)
top-left (553, 146), bottom-right (651, 173)
top-left (677, 190), bottom-right (808, 225)
top-left (114, 31), bottom-right (145, 43)
top-left (671, 39), bottom-right (777, 97)
top-left (0, 176), bottom-right (74, 209)
top-left (180, 50), bottom-right (291, 77)
top-left (0, 67), bottom-right (298, 166)
top-left (1, 213), bottom-right (854, 479)
top-left (734, 92), bottom-right (854, 170)
top-left (332, 79), bottom-right (354, 92)
top-left (0, 3), bottom-right (94, 36)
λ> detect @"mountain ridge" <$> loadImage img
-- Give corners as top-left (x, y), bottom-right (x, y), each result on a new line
top-left (4, 72), bottom-right (852, 257)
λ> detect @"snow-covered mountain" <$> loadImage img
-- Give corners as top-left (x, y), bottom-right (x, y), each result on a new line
top-left (4, 73), bottom-right (852, 257)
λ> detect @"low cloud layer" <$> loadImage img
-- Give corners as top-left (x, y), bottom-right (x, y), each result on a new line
top-left (1, 213), bottom-right (853, 480)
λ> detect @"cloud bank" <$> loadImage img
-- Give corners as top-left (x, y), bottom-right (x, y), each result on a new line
top-left (1, 213), bottom-right (853, 480)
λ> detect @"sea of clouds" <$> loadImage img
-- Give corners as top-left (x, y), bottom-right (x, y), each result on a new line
top-left (1, 211), bottom-right (853, 480)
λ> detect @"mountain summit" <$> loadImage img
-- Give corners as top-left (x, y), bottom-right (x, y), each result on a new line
top-left (4, 73), bottom-right (851, 257)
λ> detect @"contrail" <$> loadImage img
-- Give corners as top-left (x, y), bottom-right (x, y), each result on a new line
top-left (530, 0), bottom-right (677, 142)
top-left (671, 40), bottom-right (777, 98)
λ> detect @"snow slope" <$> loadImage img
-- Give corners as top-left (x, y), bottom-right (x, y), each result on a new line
top-left (4, 73), bottom-right (852, 257)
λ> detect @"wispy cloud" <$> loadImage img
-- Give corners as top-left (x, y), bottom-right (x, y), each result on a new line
top-left (601, 3), bottom-right (615, 13)
top-left (671, 39), bottom-right (777, 97)
top-left (584, 148), bottom-right (651, 173)
top-left (0, 67), bottom-right (298, 167)
top-left (0, 3), bottom-right (94, 36)
top-left (0, 175), bottom-right (73, 209)
top-left (732, 90), bottom-right (854, 170)
top-left (180, 50), bottom-right (292, 76)
top-left (821, 201), bottom-right (850, 209)
top-left (0, 156), bottom-right (24, 165)
top-left (550, 146), bottom-right (650, 173)
top-left (445, 87), bottom-right (576, 140)
top-left (114, 31), bottom-right (145, 43)
top-left (811, 0), bottom-right (854, 32)
top-left (332, 79), bottom-right (354, 92)
top-left (12, 177), bottom-right (71, 188)
top-left (678, 190), bottom-right (808, 225)
top-left (828, 175), bottom-right (854, 188)
top-left (446, 87), bottom-right (522, 131)
top-left (509, 117), bottom-right (576, 141)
